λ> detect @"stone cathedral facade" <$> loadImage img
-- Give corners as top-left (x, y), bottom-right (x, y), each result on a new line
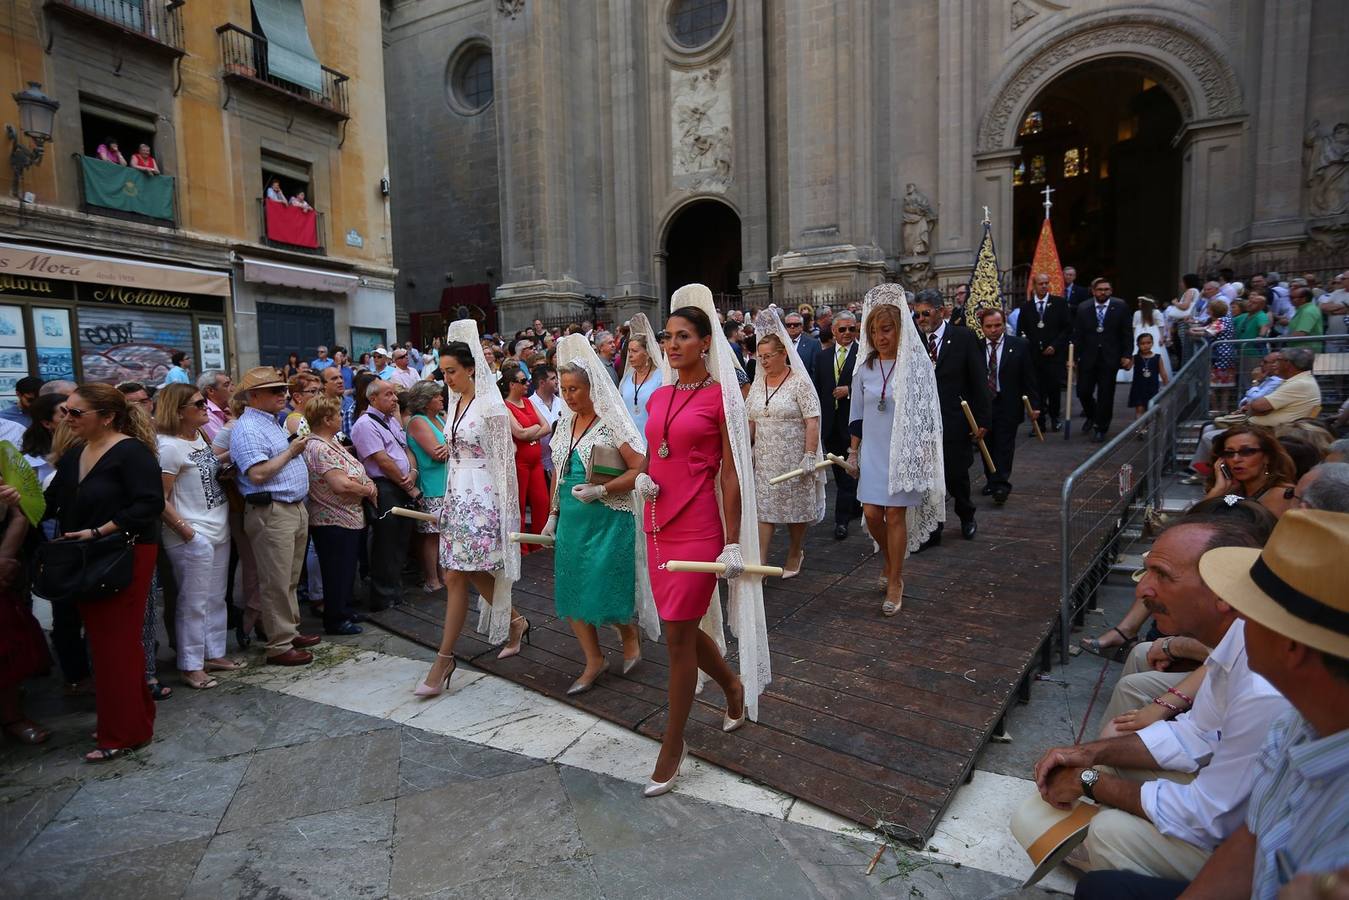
top-left (382, 0), bottom-right (1347, 332)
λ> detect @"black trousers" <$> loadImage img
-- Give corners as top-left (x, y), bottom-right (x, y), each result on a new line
top-left (50, 599), bottom-right (91, 683)
top-left (1074, 871), bottom-right (1187, 900)
top-left (310, 525), bottom-right (363, 629)
top-left (983, 413), bottom-right (1019, 492)
top-left (1077, 360), bottom-right (1121, 434)
top-left (368, 478), bottom-right (414, 611)
top-left (1032, 355), bottom-right (1064, 420)
top-left (943, 438), bottom-right (976, 521)
top-left (824, 427), bottom-right (859, 524)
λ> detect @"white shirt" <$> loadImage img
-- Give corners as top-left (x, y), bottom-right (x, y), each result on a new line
top-left (528, 392), bottom-right (563, 427)
top-left (927, 321), bottom-right (948, 360)
top-left (1136, 620), bottom-right (1291, 850)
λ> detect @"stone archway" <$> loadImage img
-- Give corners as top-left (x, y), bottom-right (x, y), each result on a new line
top-left (660, 197), bottom-right (743, 309)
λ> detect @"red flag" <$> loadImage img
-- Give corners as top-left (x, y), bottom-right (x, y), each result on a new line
top-left (1030, 217), bottom-right (1065, 295)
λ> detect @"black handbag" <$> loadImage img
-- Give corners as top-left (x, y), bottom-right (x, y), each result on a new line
top-left (32, 533), bottom-right (137, 604)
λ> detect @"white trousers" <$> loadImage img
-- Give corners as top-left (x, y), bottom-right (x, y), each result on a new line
top-left (166, 535), bottom-right (231, 671)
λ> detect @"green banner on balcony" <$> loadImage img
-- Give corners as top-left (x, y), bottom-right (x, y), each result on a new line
top-left (79, 156), bottom-right (174, 222)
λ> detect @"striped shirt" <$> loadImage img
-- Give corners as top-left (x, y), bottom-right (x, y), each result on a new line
top-left (1247, 710), bottom-right (1349, 900)
top-left (229, 406), bottom-right (310, 503)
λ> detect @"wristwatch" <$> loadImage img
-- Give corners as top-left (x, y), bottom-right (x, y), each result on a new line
top-left (1080, 768), bottom-right (1100, 802)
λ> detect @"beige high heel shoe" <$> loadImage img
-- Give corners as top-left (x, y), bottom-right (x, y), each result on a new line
top-left (413, 652), bottom-right (456, 698)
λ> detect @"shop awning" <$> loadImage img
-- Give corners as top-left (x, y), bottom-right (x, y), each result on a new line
top-left (241, 257), bottom-right (357, 294)
top-left (251, 0), bottom-right (324, 93)
top-left (0, 242), bottom-right (230, 296)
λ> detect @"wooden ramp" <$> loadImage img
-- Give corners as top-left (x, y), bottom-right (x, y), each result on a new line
top-left (372, 422), bottom-right (1106, 844)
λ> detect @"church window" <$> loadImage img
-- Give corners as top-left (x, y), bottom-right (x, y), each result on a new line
top-left (668, 0), bottom-right (729, 49)
top-left (1013, 161), bottom-right (1025, 186)
top-left (1063, 148), bottom-right (1081, 178)
top-left (1018, 111), bottom-right (1043, 137)
top-left (448, 43), bottom-right (493, 114)
top-left (1029, 155), bottom-right (1046, 184)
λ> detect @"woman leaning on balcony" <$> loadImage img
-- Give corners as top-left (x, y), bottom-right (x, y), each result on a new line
top-left (129, 144), bottom-right (160, 176)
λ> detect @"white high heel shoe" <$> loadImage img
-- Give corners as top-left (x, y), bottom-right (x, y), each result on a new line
top-left (642, 743), bottom-right (688, 798)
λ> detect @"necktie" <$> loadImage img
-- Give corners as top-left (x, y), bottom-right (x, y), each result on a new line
top-left (1037, 300), bottom-right (1045, 319)
top-left (987, 340), bottom-right (999, 394)
top-left (928, 333), bottom-right (940, 364)
top-left (1096, 304), bottom-right (1107, 328)
top-left (835, 345), bottom-right (846, 379)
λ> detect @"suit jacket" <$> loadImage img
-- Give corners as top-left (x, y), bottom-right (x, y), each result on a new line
top-left (1063, 283), bottom-right (1090, 312)
top-left (793, 333), bottom-right (823, 379)
top-left (985, 333), bottom-right (1041, 426)
top-left (1072, 297), bottom-right (1134, 369)
top-left (931, 324), bottom-right (992, 440)
top-left (814, 341), bottom-right (857, 441)
top-left (1016, 294), bottom-right (1073, 357)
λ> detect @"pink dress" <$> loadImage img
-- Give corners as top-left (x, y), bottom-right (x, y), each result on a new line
top-left (643, 384), bottom-right (725, 621)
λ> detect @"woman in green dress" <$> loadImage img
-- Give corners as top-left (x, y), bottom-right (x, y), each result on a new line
top-left (542, 335), bottom-right (657, 695)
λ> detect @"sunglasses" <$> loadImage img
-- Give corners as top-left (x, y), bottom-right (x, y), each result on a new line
top-left (264, 386), bottom-right (288, 395)
top-left (835, 325), bottom-right (857, 333)
top-left (786, 322), bottom-right (803, 328)
top-left (1218, 447), bottom-right (1262, 458)
top-left (64, 407), bottom-right (92, 419)
top-left (915, 310), bottom-right (938, 318)
top-left (181, 398), bottom-right (208, 410)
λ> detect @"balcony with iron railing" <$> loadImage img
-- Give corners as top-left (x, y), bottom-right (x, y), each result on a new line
top-left (74, 153), bottom-right (178, 227)
top-left (218, 25), bottom-right (350, 121)
top-left (44, 0), bottom-right (185, 56)
top-left (258, 197), bottom-right (326, 254)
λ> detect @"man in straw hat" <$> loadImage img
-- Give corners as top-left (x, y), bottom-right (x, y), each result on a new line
top-left (1022, 518), bottom-right (1290, 883)
top-left (1076, 510), bottom-right (1349, 899)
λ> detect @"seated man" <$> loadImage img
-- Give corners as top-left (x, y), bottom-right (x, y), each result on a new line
top-left (1076, 509), bottom-right (1349, 900)
top-left (1026, 518), bottom-right (1290, 882)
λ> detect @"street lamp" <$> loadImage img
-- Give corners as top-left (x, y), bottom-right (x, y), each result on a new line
top-left (7, 82), bottom-right (60, 198)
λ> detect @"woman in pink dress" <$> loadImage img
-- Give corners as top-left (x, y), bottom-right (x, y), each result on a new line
top-left (635, 303), bottom-right (749, 797)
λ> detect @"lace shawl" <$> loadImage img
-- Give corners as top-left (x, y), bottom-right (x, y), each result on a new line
top-left (553, 334), bottom-right (660, 640)
top-left (671, 283), bottom-right (771, 720)
top-left (855, 283), bottom-right (947, 550)
top-left (447, 318), bottom-right (520, 643)
top-left (628, 312), bottom-right (672, 384)
top-left (751, 306), bottom-right (826, 524)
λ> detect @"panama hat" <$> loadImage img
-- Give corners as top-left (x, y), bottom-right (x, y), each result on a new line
top-left (1198, 508), bottom-right (1349, 658)
top-left (237, 366), bottom-right (287, 392)
top-left (1010, 792), bottom-right (1099, 886)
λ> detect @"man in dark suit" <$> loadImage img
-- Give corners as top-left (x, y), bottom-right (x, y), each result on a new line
top-left (1072, 278), bottom-right (1134, 442)
top-left (1015, 272), bottom-right (1072, 431)
top-left (912, 289), bottom-right (992, 544)
top-left (814, 311), bottom-right (860, 538)
top-left (1062, 265), bottom-right (1090, 312)
top-left (786, 310), bottom-right (822, 378)
top-left (978, 308), bottom-right (1040, 504)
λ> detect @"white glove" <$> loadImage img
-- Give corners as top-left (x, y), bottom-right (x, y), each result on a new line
top-left (715, 543), bottom-right (745, 581)
top-left (635, 473), bottom-right (660, 501)
top-left (541, 513), bottom-right (558, 538)
top-left (800, 452), bottom-right (818, 480)
top-left (843, 448), bottom-right (860, 478)
top-left (570, 483), bottom-right (606, 504)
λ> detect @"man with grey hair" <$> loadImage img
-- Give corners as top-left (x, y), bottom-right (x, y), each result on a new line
top-left (197, 370), bottom-right (233, 441)
top-left (310, 345), bottom-right (334, 371)
top-left (37, 379), bottom-right (76, 397)
top-left (1248, 348), bottom-right (1321, 426)
top-left (1327, 438), bottom-right (1349, 463)
top-left (1295, 462), bottom-right (1349, 512)
top-left (592, 331), bottom-right (620, 386)
top-left (350, 379), bottom-right (420, 612)
top-left (785, 310), bottom-right (822, 378)
top-left (814, 308), bottom-right (861, 537)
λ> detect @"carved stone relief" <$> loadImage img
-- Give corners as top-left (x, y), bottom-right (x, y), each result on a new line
top-left (1010, 1), bottom-right (1038, 30)
top-left (497, 0), bottom-right (524, 19)
top-left (1303, 120), bottom-right (1349, 218)
top-left (671, 63), bottom-right (733, 193)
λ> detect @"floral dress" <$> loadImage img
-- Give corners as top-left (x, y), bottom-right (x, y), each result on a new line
top-left (746, 370), bottom-right (821, 524)
top-left (439, 398), bottom-right (503, 572)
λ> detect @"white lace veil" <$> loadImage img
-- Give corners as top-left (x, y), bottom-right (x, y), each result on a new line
top-left (627, 313), bottom-right (671, 385)
top-left (670, 283), bottom-right (771, 721)
top-left (855, 283), bottom-right (946, 550)
top-left (553, 334), bottom-right (661, 641)
top-left (447, 318), bottom-right (520, 644)
top-left (751, 306), bottom-right (826, 524)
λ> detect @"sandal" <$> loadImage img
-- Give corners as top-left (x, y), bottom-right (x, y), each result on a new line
top-left (84, 743), bottom-right (147, 764)
top-left (204, 658), bottom-right (248, 672)
top-left (1080, 626), bottom-right (1138, 662)
top-left (881, 579), bottom-right (904, 617)
top-left (3, 719), bottom-right (51, 745)
top-left (148, 681), bottom-right (173, 701)
top-left (182, 673), bottom-right (219, 690)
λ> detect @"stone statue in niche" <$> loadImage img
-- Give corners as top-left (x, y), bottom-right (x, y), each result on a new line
top-left (671, 64), bottom-right (733, 192)
top-left (1303, 120), bottom-right (1349, 217)
top-left (901, 183), bottom-right (937, 258)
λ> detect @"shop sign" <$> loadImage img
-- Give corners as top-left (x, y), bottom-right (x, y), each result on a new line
top-left (0, 274), bottom-right (76, 301)
top-left (0, 242), bottom-right (232, 297)
top-left (77, 283), bottom-right (225, 314)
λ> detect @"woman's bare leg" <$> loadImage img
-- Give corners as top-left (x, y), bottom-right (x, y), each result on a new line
top-left (884, 507), bottom-right (908, 605)
top-left (654, 619), bottom-right (700, 781)
top-left (863, 504), bottom-right (889, 576)
top-left (757, 522), bottom-right (774, 565)
top-left (568, 620), bottom-right (606, 680)
top-left (786, 523), bottom-right (807, 570)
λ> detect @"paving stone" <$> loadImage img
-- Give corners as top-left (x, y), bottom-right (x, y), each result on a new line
top-left (14, 756), bottom-right (248, 867)
top-left (219, 729), bottom-right (400, 833)
top-left (0, 836), bottom-right (209, 899)
top-left (397, 726), bottom-right (541, 795)
top-left (186, 800), bottom-right (393, 900)
top-left (559, 765), bottom-right (749, 853)
top-left (0, 783), bottom-right (76, 870)
top-left (390, 766), bottom-right (585, 898)
top-left (588, 818), bottom-right (820, 899)
top-left (418, 858), bottom-right (603, 900)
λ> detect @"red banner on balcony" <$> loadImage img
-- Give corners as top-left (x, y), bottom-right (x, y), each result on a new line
top-left (264, 199), bottom-right (319, 248)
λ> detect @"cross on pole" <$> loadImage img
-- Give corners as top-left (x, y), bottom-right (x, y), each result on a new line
top-left (1041, 184), bottom-right (1055, 220)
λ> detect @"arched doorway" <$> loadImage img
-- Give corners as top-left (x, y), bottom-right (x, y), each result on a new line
top-left (663, 199), bottom-right (742, 308)
top-left (1012, 62), bottom-right (1183, 301)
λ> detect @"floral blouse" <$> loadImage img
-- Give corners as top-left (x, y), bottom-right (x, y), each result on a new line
top-left (302, 437), bottom-right (371, 530)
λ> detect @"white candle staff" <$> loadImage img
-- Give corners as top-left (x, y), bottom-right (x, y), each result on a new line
top-left (509, 532), bottom-right (556, 547)
top-left (1064, 343), bottom-right (1075, 441)
top-left (1023, 395), bottom-right (1045, 441)
top-left (664, 560), bottom-right (785, 578)
top-left (767, 453), bottom-right (845, 485)
top-left (388, 506), bottom-right (438, 523)
top-left (960, 399), bottom-right (997, 473)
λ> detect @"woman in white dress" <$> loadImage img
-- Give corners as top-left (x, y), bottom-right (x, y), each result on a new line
top-left (845, 284), bottom-right (945, 616)
top-left (746, 307), bottom-right (824, 577)
top-left (1120, 295), bottom-right (1171, 382)
top-left (415, 328), bottom-right (528, 698)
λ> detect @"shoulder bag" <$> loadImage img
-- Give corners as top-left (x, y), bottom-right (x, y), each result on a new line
top-left (33, 532), bottom-right (137, 604)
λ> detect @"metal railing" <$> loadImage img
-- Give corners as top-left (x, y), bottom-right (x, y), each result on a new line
top-left (1209, 333), bottom-right (1348, 415)
top-left (1058, 344), bottom-right (1211, 662)
top-left (217, 24), bottom-right (350, 119)
top-left (257, 198), bottom-right (325, 254)
top-left (45, 0), bottom-right (185, 53)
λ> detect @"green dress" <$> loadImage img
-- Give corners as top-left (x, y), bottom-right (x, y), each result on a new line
top-left (553, 422), bottom-right (635, 626)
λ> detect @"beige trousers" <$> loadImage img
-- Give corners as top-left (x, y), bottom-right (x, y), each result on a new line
top-left (1100, 642), bottom-right (1190, 725)
top-left (1083, 767), bottom-right (1209, 880)
top-left (243, 500), bottom-right (308, 655)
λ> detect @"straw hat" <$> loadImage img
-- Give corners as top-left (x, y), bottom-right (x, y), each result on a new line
top-left (1010, 792), bottom-right (1099, 886)
top-left (1199, 508), bottom-right (1349, 658)
top-left (236, 366), bottom-right (287, 392)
